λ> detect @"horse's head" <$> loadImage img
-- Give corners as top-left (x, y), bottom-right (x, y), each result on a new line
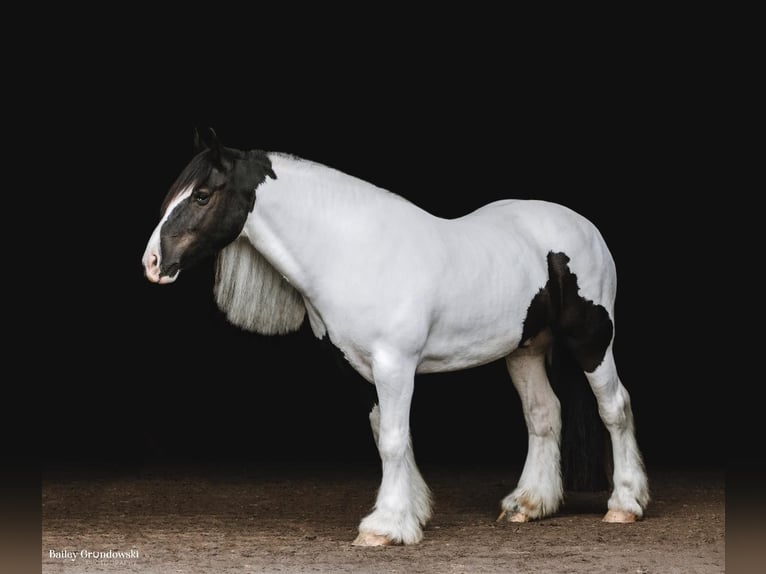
top-left (142, 129), bottom-right (276, 284)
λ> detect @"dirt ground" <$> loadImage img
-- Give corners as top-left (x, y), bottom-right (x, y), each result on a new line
top-left (42, 464), bottom-right (724, 574)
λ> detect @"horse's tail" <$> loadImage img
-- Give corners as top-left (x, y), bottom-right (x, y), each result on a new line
top-left (547, 339), bottom-right (612, 491)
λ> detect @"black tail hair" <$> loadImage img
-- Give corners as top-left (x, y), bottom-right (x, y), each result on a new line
top-left (547, 340), bottom-right (612, 491)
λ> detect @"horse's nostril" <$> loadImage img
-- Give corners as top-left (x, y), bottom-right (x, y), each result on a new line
top-left (143, 251), bottom-right (161, 277)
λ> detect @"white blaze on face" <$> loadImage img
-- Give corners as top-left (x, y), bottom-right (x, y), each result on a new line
top-left (142, 186), bottom-right (194, 284)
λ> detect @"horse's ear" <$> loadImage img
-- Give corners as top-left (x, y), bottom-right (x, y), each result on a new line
top-left (193, 127), bottom-right (204, 153)
top-left (193, 127), bottom-right (224, 165)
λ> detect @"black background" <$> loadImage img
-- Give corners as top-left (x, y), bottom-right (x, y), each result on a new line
top-left (36, 33), bottom-right (724, 475)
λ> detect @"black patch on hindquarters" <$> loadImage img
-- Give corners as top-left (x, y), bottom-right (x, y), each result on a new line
top-left (521, 251), bottom-right (614, 491)
top-left (520, 252), bottom-right (613, 373)
top-left (318, 334), bottom-right (378, 412)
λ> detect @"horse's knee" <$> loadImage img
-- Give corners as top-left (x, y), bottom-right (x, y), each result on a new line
top-left (369, 403), bottom-right (410, 458)
top-left (377, 430), bottom-right (409, 460)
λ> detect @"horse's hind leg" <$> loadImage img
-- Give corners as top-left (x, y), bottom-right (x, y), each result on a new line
top-left (583, 347), bottom-right (650, 522)
top-left (499, 329), bottom-right (564, 522)
top-left (540, 250), bottom-right (648, 521)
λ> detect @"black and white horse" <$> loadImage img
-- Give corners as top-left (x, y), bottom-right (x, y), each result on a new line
top-left (142, 130), bottom-right (649, 545)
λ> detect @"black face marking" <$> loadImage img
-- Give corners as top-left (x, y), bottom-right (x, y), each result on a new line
top-left (157, 146), bottom-right (276, 279)
top-left (520, 252), bottom-right (613, 372)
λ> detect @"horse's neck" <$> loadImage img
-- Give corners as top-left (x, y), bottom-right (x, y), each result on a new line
top-left (243, 153), bottom-right (399, 293)
top-left (261, 152), bottom-right (391, 216)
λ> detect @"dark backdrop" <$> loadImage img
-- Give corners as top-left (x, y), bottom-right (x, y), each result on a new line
top-left (39, 48), bottom-right (722, 473)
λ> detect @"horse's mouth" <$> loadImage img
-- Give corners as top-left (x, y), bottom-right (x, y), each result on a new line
top-left (147, 261), bottom-right (180, 284)
top-left (159, 262), bottom-right (180, 284)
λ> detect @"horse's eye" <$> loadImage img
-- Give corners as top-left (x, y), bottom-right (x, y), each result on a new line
top-left (193, 190), bottom-right (211, 206)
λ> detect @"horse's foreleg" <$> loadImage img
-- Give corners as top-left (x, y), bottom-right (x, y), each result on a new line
top-left (584, 349), bottom-right (649, 522)
top-left (499, 342), bottom-right (563, 522)
top-left (353, 353), bottom-right (432, 546)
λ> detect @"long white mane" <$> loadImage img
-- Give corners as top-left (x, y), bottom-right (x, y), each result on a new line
top-left (214, 237), bottom-right (306, 335)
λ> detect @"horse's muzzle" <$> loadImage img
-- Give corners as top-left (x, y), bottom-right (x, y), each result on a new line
top-left (143, 251), bottom-right (178, 284)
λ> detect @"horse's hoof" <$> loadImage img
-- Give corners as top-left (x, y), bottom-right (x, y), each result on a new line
top-left (353, 532), bottom-right (394, 546)
top-left (602, 509), bottom-right (637, 523)
top-left (497, 510), bottom-right (529, 523)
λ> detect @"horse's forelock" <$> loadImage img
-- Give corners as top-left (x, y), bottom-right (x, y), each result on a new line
top-left (160, 152), bottom-right (213, 216)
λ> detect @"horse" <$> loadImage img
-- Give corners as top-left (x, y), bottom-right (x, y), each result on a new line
top-left (142, 130), bottom-right (649, 546)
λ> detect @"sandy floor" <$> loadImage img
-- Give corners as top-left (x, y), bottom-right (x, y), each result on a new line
top-left (42, 464), bottom-right (724, 574)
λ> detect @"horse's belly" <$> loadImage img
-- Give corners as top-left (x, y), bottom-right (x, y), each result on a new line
top-left (414, 234), bottom-right (544, 374)
top-left (416, 309), bottom-right (526, 374)
top-left (417, 337), bottom-right (520, 373)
